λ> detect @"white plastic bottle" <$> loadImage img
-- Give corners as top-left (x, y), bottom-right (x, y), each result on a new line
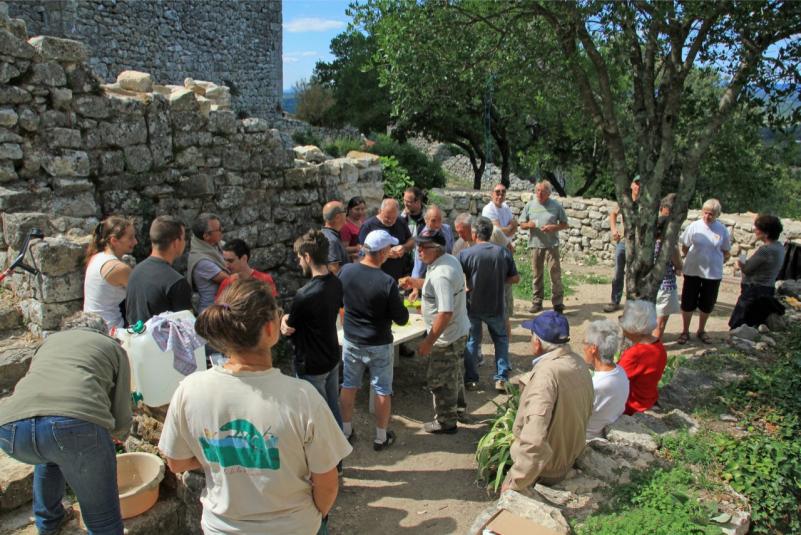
top-left (120, 310), bottom-right (207, 406)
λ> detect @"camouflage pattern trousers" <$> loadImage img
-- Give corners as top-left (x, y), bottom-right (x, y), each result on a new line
top-left (427, 336), bottom-right (467, 427)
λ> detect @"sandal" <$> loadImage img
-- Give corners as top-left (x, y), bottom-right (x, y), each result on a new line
top-left (696, 331), bottom-right (712, 344)
top-left (676, 332), bottom-right (690, 345)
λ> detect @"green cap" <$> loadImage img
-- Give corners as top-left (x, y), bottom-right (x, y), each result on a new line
top-left (128, 320), bottom-right (146, 335)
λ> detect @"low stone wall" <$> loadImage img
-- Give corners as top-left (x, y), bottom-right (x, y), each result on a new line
top-left (0, 12), bottom-right (383, 335)
top-left (433, 189), bottom-right (801, 270)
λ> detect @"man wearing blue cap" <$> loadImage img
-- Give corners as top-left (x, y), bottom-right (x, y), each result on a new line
top-left (501, 311), bottom-right (593, 493)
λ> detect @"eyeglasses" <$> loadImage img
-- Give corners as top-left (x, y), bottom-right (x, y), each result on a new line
top-left (493, 190), bottom-right (506, 195)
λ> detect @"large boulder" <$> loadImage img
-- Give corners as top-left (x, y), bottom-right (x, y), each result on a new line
top-left (117, 70), bottom-right (153, 93)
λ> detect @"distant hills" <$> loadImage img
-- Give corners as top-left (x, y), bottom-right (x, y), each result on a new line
top-left (282, 91), bottom-right (297, 114)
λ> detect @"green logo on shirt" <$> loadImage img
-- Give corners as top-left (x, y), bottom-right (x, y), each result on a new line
top-left (199, 419), bottom-right (280, 470)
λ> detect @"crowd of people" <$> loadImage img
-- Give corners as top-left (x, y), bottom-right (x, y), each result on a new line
top-left (0, 180), bottom-right (788, 534)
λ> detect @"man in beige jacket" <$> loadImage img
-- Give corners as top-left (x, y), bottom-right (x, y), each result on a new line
top-left (502, 311), bottom-right (594, 492)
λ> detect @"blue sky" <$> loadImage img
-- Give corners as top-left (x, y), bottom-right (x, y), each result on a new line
top-left (282, 1), bottom-right (353, 92)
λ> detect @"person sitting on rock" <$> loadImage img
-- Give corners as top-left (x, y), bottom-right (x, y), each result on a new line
top-left (215, 238), bottom-right (277, 299)
top-left (582, 319), bottom-right (629, 439)
top-left (83, 215), bottom-right (138, 330)
top-left (501, 311), bottom-right (593, 492)
top-left (0, 312), bottom-right (132, 535)
top-left (618, 300), bottom-right (667, 414)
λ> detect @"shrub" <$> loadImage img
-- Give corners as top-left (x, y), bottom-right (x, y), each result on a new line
top-left (293, 78), bottom-right (334, 126)
top-left (291, 129), bottom-right (323, 147)
top-left (323, 136), bottom-right (362, 158)
top-left (369, 134), bottom-right (446, 190)
top-left (380, 156), bottom-right (414, 201)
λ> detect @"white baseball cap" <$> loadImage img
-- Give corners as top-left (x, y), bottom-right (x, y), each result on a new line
top-left (363, 229), bottom-right (399, 252)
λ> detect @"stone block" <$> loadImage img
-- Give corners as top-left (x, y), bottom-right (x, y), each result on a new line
top-left (242, 117), bottom-right (270, 132)
top-left (0, 160), bottom-right (15, 182)
top-left (346, 150), bottom-right (381, 168)
top-left (99, 150), bottom-right (124, 175)
top-left (19, 298), bottom-right (82, 331)
top-left (17, 107), bottom-right (37, 131)
top-left (358, 166), bottom-right (381, 184)
top-left (604, 414), bottom-right (659, 452)
top-left (2, 212), bottom-right (48, 249)
top-left (124, 497), bottom-right (184, 535)
top-left (0, 86), bottom-right (31, 104)
top-left (51, 191), bottom-right (97, 217)
top-left (0, 107), bottom-right (17, 127)
top-left (15, 269), bottom-right (84, 303)
top-left (208, 110), bottom-right (236, 134)
top-left (87, 117), bottom-right (148, 148)
top-left (65, 63), bottom-right (101, 94)
top-left (30, 237), bottom-right (85, 277)
top-left (293, 145), bottom-right (325, 163)
top-left (0, 28), bottom-right (34, 59)
top-left (50, 87), bottom-right (72, 110)
top-left (117, 70), bottom-right (153, 93)
top-left (177, 174), bottom-right (215, 197)
top-left (0, 450), bottom-right (34, 511)
top-left (28, 35), bottom-right (88, 62)
top-left (74, 95), bottom-right (109, 119)
top-left (46, 127), bottom-right (82, 149)
top-left (124, 145), bottom-right (153, 174)
top-left (168, 88), bottom-right (197, 111)
top-left (0, 300), bottom-right (20, 332)
top-left (42, 150), bottom-right (89, 177)
top-left (0, 142), bottom-right (21, 159)
top-left (175, 146), bottom-right (204, 168)
top-left (29, 62), bottom-right (66, 86)
top-left (0, 340), bottom-right (35, 393)
top-left (469, 490), bottom-right (570, 535)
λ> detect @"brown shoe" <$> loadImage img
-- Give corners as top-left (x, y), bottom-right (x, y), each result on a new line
top-left (528, 304), bottom-right (543, 313)
top-left (495, 380), bottom-right (507, 393)
top-left (603, 303), bottom-right (621, 313)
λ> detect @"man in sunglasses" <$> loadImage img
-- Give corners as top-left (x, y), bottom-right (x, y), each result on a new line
top-left (481, 184), bottom-right (518, 245)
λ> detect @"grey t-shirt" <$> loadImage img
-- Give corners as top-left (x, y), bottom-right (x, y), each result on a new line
top-left (321, 227), bottom-right (350, 267)
top-left (519, 198), bottom-right (568, 249)
top-left (742, 241), bottom-right (785, 287)
top-left (193, 259), bottom-right (224, 313)
top-left (422, 253), bottom-right (470, 347)
top-left (458, 242), bottom-right (518, 317)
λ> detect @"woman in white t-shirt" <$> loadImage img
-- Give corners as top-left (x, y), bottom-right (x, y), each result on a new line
top-left (159, 279), bottom-right (352, 535)
top-left (582, 319), bottom-right (629, 439)
top-left (677, 199), bottom-right (731, 344)
top-left (83, 216), bottom-right (137, 330)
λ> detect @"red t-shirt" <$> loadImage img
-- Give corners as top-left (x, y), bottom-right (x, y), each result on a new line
top-left (215, 270), bottom-right (277, 300)
top-left (340, 220), bottom-right (361, 246)
top-left (618, 340), bottom-right (667, 415)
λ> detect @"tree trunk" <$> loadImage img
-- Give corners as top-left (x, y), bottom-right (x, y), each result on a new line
top-left (541, 170), bottom-right (567, 197)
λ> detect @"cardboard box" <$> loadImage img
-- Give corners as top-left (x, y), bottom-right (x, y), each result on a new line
top-left (480, 508), bottom-right (564, 535)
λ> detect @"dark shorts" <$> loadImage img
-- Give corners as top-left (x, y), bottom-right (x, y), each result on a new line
top-left (681, 275), bottom-right (721, 314)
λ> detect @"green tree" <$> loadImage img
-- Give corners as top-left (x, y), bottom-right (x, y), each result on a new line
top-left (313, 31), bottom-right (391, 133)
top-left (292, 78), bottom-right (334, 127)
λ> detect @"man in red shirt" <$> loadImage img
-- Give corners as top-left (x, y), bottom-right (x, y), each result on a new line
top-left (216, 239), bottom-right (277, 299)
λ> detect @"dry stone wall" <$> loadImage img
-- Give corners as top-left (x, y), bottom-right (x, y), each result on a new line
top-left (7, 0), bottom-right (282, 118)
top-left (434, 189), bottom-right (801, 269)
top-left (0, 9), bottom-right (383, 335)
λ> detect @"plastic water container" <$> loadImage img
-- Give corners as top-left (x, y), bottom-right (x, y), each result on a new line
top-left (117, 310), bottom-right (207, 407)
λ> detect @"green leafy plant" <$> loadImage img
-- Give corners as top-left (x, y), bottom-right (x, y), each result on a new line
top-left (291, 129), bottom-right (323, 147)
top-left (476, 384), bottom-right (520, 492)
top-left (369, 134), bottom-right (446, 190)
top-left (323, 136), bottom-right (362, 158)
top-left (380, 155), bottom-right (414, 201)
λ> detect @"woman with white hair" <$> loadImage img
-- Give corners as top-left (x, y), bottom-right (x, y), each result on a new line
top-left (677, 198), bottom-right (731, 344)
top-left (618, 300), bottom-right (667, 415)
top-left (583, 320), bottom-right (629, 439)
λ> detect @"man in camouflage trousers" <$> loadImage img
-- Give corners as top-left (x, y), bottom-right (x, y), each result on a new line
top-left (401, 228), bottom-right (470, 434)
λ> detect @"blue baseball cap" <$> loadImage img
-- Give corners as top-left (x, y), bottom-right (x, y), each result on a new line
top-left (521, 310), bottom-right (570, 344)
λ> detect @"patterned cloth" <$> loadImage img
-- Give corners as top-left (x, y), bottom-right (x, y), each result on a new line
top-left (426, 336), bottom-right (467, 427)
top-left (654, 240), bottom-right (677, 292)
top-left (148, 313), bottom-right (206, 375)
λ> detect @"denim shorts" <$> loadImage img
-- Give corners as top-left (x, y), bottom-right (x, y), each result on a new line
top-left (341, 339), bottom-right (394, 396)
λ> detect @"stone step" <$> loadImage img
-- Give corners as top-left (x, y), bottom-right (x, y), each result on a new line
top-left (0, 451), bottom-right (34, 512)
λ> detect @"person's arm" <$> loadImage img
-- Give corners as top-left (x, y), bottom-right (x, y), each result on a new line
top-left (740, 246), bottom-right (767, 275)
top-left (502, 373), bottom-right (557, 492)
top-left (506, 274), bottom-right (521, 285)
top-left (168, 278), bottom-right (194, 312)
top-left (110, 345), bottom-right (133, 439)
top-left (518, 203), bottom-right (536, 230)
top-left (540, 206), bottom-right (569, 233)
top-left (311, 467), bottom-right (339, 517)
top-left (166, 456), bottom-right (203, 473)
top-left (399, 276), bottom-right (424, 291)
top-left (418, 311), bottom-right (453, 357)
top-left (609, 204), bottom-right (620, 241)
top-left (211, 271), bottom-right (228, 284)
top-left (101, 259), bottom-right (133, 288)
top-left (388, 281), bottom-right (410, 325)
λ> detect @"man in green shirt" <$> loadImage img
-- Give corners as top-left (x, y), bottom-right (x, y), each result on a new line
top-left (519, 181), bottom-right (569, 313)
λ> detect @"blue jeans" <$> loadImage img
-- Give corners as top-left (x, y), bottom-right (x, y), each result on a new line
top-left (341, 339), bottom-right (394, 396)
top-left (299, 363), bottom-right (343, 429)
top-left (0, 416), bottom-right (123, 535)
top-left (611, 241), bottom-right (626, 304)
top-left (464, 313), bottom-right (510, 383)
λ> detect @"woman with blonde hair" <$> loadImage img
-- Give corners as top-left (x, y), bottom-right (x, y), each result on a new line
top-left (677, 199), bottom-right (731, 344)
top-left (83, 216), bottom-right (137, 329)
top-left (159, 279), bottom-right (351, 534)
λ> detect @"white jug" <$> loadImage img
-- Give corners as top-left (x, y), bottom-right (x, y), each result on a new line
top-left (118, 310), bottom-right (207, 406)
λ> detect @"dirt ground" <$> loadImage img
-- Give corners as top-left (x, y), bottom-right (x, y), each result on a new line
top-left (329, 262), bottom-right (741, 534)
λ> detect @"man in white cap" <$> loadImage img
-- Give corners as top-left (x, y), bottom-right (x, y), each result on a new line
top-left (338, 230), bottom-right (409, 451)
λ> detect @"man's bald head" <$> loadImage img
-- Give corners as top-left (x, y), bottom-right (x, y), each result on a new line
top-left (378, 198), bottom-right (399, 226)
top-left (323, 200), bottom-right (346, 231)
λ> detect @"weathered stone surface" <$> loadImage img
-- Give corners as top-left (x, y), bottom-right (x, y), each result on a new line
top-left (604, 414), bottom-right (659, 452)
top-left (168, 88), bottom-right (197, 111)
top-left (14, 270), bottom-right (84, 303)
top-left (293, 145), bottom-right (326, 163)
top-left (29, 62), bottom-right (66, 86)
top-left (50, 190), bottom-right (97, 217)
top-left (124, 145), bottom-right (153, 174)
top-left (0, 342), bottom-right (35, 393)
top-left (46, 127), bottom-right (82, 149)
top-left (17, 107), bottom-right (37, 131)
top-left (117, 70), bottom-right (153, 93)
top-left (50, 87), bottom-right (72, 110)
top-left (0, 450), bottom-right (34, 511)
top-left (0, 107), bottom-right (17, 127)
top-left (124, 497), bottom-right (184, 535)
top-left (29, 237), bottom-right (85, 277)
top-left (87, 117), bottom-right (147, 148)
top-left (0, 160), bottom-right (16, 182)
top-left (74, 95), bottom-right (109, 119)
top-left (19, 298), bottom-right (82, 331)
top-left (0, 86), bottom-right (30, 104)
top-left (42, 150), bottom-right (90, 177)
top-left (776, 279), bottom-right (801, 298)
top-left (0, 127), bottom-right (21, 144)
top-left (2, 212), bottom-right (48, 250)
top-left (0, 142), bottom-right (21, 159)
top-left (0, 27), bottom-right (34, 59)
top-left (208, 110), bottom-right (236, 134)
top-left (730, 324), bottom-right (759, 341)
top-left (28, 35), bottom-right (88, 62)
top-left (346, 150), bottom-right (381, 168)
top-left (469, 490), bottom-right (571, 535)
top-left (0, 300), bottom-right (20, 332)
top-left (242, 117), bottom-right (269, 132)
top-left (0, 186), bottom-right (47, 212)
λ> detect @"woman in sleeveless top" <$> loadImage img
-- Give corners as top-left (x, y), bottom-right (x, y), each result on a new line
top-left (83, 216), bottom-right (138, 330)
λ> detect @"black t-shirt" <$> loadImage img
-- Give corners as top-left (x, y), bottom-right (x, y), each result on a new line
top-left (357, 216), bottom-right (412, 280)
top-left (286, 273), bottom-right (343, 375)
top-left (459, 242), bottom-right (518, 317)
top-left (125, 256), bottom-right (193, 325)
top-left (338, 263), bottom-right (409, 346)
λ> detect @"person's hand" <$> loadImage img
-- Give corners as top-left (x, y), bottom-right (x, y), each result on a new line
top-left (408, 288), bottom-right (419, 302)
top-left (417, 339), bottom-right (433, 357)
top-left (389, 245), bottom-right (405, 258)
top-left (280, 314), bottom-right (295, 336)
top-left (612, 231), bottom-right (621, 242)
top-left (540, 224), bottom-right (558, 233)
top-left (398, 276), bottom-right (412, 290)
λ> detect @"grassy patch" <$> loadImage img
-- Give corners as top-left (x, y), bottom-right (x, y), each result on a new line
top-left (512, 250), bottom-right (608, 302)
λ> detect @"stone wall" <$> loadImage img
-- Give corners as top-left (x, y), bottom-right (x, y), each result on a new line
top-left (7, 0), bottom-right (282, 118)
top-left (0, 10), bottom-right (383, 335)
top-left (433, 189), bottom-right (801, 269)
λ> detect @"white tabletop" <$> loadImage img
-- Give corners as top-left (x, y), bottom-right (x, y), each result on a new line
top-left (337, 312), bottom-right (427, 346)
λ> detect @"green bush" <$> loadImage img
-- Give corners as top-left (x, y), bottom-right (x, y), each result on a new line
top-left (291, 129), bottom-right (323, 147)
top-left (323, 136), bottom-right (362, 158)
top-left (380, 156), bottom-right (414, 201)
top-left (369, 134), bottom-right (445, 190)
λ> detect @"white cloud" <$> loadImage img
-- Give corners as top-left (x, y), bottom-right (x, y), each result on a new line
top-left (284, 17), bottom-right (346, 33)
top-left (283, 51), bottom-right (320, 64)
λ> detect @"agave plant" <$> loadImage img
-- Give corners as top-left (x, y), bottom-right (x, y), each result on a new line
top-left (475, 383), bottom-right (521, 492)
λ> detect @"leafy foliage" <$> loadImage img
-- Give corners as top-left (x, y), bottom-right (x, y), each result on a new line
top-left (292, 78), bottom-right (334, 127)
top-left (322, 137), bottom-right (362, 158)
top-left (476, 384), bottom-right (521, 492)
top-left (368, 134), bottom-right (445, 190)
top-left (380, 156), bottom-right (413, 201)
top-left (291, 129), bottom-right (324, 147)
